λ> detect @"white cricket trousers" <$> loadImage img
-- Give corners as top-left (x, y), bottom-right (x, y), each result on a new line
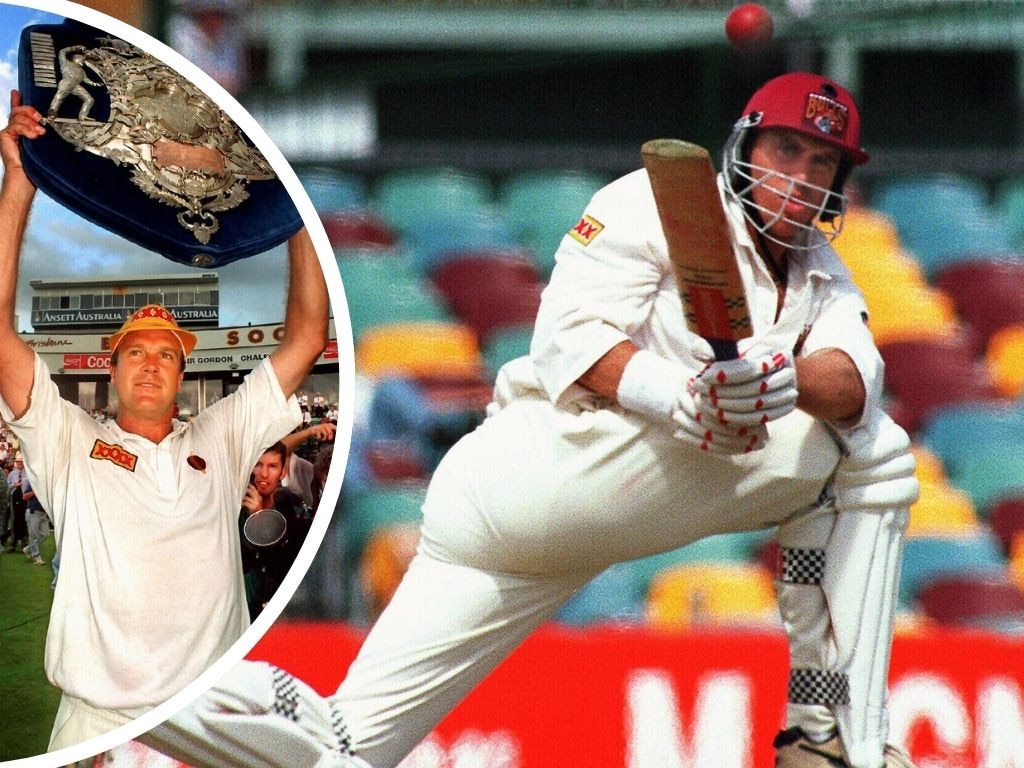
top-left (334, 396), bottom-right (841, 767)
top-left (48, 693), bottom-right (149, 751)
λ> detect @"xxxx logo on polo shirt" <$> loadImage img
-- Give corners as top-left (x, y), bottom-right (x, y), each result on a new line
top-left (569, 214), bottom-right (604, 246)
top-left (90, 439), bottom-right (138, 472)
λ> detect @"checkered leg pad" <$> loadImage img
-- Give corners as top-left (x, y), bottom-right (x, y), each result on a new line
top-left (140, 661), bottom-right (360, 768)
top-left (779, 547), bottom-right (826, 585)
top-left (788, 668), bottom-right (851, 706)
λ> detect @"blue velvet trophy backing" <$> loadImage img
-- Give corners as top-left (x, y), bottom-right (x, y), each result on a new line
top-left (17, 19), bottom-right (302, 268)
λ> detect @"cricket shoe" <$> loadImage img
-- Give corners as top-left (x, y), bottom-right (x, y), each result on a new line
top-left (774, 728), bottom-right (917, 768)
top-left (140, 661), bottom-right (370, 768)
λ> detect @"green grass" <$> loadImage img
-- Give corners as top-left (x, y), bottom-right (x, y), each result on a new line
top-left (0, 533), bottom-right (61, 761)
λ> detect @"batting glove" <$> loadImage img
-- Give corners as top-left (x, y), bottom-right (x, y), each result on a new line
top-left (672, 382), bottom-right (769, 454)
top-left (691, 348), bottom-right (798, 427)
top-left (614, 347), bottom-right (769, 454)
top-left (139, 661), bottom-right (357, 768)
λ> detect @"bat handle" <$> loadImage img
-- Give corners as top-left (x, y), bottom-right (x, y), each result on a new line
top-left (708, 338), bottom-right (740, 361)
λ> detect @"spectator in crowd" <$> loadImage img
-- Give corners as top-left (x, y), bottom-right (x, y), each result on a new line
top-left (0, 453), bottom-right (11, 549)
top-left (6, 452), bottom-right (28, 553)
top-left (281, 421), bottom-right (337, 508)
top-left (20, 466), bottom-right (47, 565)
top-left (239, 441), bottom-right (314, 620)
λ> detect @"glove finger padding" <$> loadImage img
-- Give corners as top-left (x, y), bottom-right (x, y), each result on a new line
top-left (698, 379), bottom-right (798, 426)
top-left (140, 662), bottom-right (349, 768)
top-left (693, 351), bottom-right (797, 426)
top-left (672, 387), bottom-right (769, 454)
top-left (696, 365), bottom-right (796, 401)
top-left (694, 349), bottom-right (791, 388)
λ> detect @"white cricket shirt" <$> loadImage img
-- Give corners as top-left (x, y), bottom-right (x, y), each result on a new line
top-left (0, 355), bottom-right (301, 710)
top-left (522, 168), bottom-right (882, 428)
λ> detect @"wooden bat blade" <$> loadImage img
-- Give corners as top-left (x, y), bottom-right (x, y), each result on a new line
top-left (642, 138), bottom-right (752, 360)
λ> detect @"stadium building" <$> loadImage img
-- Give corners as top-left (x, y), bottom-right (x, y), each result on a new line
top-left (23, 273), bottom-right (340, 419)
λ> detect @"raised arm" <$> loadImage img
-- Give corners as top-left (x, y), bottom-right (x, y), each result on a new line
top-left (268, 226), bottom-right (329, 399)
top-left (0, 91), bottom-right (44, 419)
top-left (281, 421), bottom-right (336, 455)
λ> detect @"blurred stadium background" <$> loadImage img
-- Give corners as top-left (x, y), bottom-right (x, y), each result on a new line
top-left (65, 0), bottom-right (1024, 763)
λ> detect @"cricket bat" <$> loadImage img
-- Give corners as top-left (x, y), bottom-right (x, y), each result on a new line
top-left (641, 138), bottom-right (753, 361)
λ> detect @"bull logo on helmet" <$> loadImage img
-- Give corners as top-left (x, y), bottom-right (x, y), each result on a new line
top-left (804, 92), bottom-right (848, 139)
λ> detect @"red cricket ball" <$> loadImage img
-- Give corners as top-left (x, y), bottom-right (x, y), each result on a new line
top-left (725, 3), bottom-right (774, 50)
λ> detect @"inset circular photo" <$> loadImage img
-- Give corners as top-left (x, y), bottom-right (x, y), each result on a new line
top-left (0, 1), bottom-right (352, 764)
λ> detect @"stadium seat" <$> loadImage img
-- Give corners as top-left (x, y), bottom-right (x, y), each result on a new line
top-left (403, 209), bottom-right (524, 276)
top-left (910, 444), bottom-right (947, 486)
top-left (646, 562), bottom-right (779, 629)
top-left (500, 169), bottom-right (606, 217)
top-left (365, 372), bottom-right (490, 472)
top-left (899, 533), bottom-right (1007, 606)
top-left (879, 336), bottom-right (1003, 435)
top-left (359, 522), bottom-right (423, 622)
top-left (917, 572), bottom-right (1024, 631)
top-left (363, 438), bottom-right (430, 485)
top-left (431, 248), bottom-right (541, 291)
top-left (988, 495), bottom-right (1024, 556)
top-left (338, 248), bottom-right (419, 283)
top-left (985, 324), bottom-right (1024, 399)
top-left (932, 258), bottom-right (1024, 355)
top-left (556, 563), bottom-right (645, 626)
top-left (833, 205), bottom-right (962, 348)
top-left (355, 321), bottom-right (486, 380)
top-left (860, 284), bottom-right (960, 347)
top-left (430, 251), bottom-right (545, 343)
top-left (833, 205), bottom-right (904, 259)
top-left (906, 481), bottom-right (979, 538)
top-left (339, 250), bottom-right (453, 343)
top-left (373, 167), bottom-right (493, 235)
top-left (628, 531), bottom-right (771, 598)
top-left (499, 169), bottom-right (607, 278)
top-left (482, 324), bottom-right (535, 378)
top-left (995, 176), bottom-right (1024, 251)
top-left (1011, 540), bottom-right (1024, 592)
top-left (944, 445), bottom-right (1024, 516)
top-left (341, 485), bottom-right (427, 564)
top-left (322, 210), bottom-right (397, 251)
top-left (340, 424), bottom-right (373, 502)
top-left (918, 401), bottom-right (1024, 477)
top-left (296, 166), bottom-right (369, 213)
top-left (871, 174), bottom-right (1013, 276)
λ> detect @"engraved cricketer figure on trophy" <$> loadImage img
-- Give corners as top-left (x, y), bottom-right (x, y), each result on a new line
top-left (48, 45), bottom-right (102, 121)
top-left (30, 31), bottom-right (275, 248)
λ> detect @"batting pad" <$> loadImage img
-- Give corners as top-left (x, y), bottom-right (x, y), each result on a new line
top-left (139, 662), bottom-right (357, 768)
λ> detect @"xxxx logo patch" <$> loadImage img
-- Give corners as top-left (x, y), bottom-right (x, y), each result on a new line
top-left (568, 214), bottom-right (604, 246)
top-left (90, 439), bottom-right (138, 472)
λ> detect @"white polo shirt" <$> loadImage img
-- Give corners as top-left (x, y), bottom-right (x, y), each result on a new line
top-left (0, 354), bottom-right (301, 710)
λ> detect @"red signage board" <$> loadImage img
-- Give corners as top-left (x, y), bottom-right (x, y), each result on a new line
top-left (248, 622), bottom-right (1024, 767)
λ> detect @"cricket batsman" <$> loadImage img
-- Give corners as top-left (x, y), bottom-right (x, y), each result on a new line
top-left (143, 72), bottom-right (919, 768)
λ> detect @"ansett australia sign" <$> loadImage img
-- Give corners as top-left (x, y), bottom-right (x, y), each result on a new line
top-left (33, 306), bottom-right (218, 326)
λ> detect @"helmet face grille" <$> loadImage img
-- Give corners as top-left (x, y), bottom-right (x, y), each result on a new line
top-left (722, 123), bottom-right (846, 252)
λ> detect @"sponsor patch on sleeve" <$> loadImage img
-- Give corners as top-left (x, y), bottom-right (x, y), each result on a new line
top-left (568, 214), bottom-right (604, 246)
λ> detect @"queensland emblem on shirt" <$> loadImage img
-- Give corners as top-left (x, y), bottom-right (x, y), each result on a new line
top-left (569, 214), bottom-right (604, 246)
top-left (90, 439), bottom-right (138, 472)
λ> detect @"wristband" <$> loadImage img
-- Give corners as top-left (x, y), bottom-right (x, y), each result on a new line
top-left (616, 349), bottom-right (687, 423)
